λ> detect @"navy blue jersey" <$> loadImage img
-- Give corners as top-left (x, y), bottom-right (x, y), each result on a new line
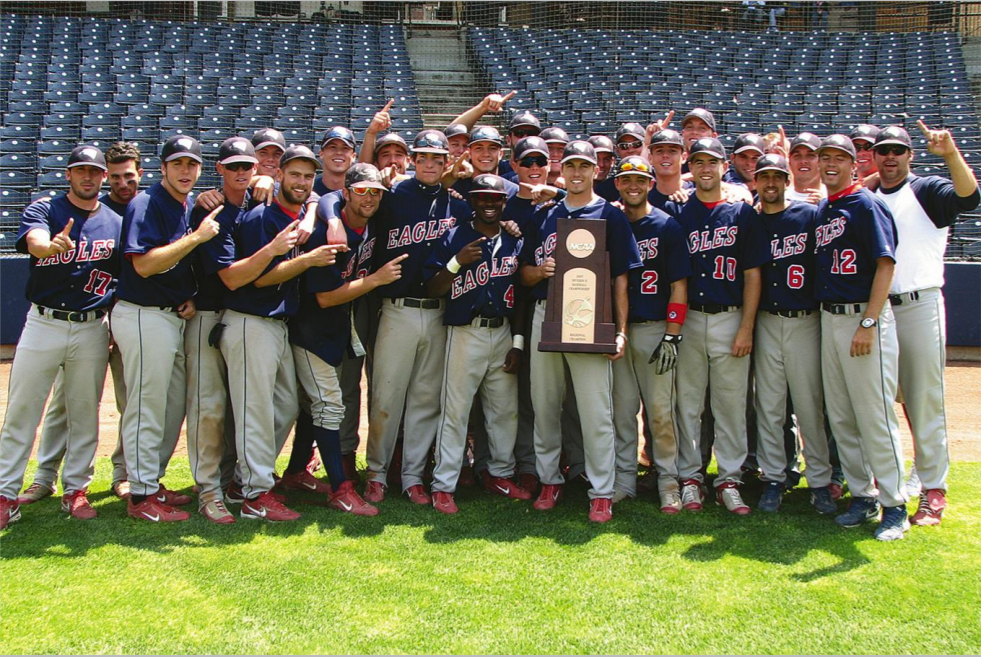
top-left (758, 202), bottom-right (820, 312)
top-left (594, 177), bottom-right (619, 202)
top-left (99, 192), bottom-right (129, 217)
top-left (223, 202), bottom-right (303, 318)
top-left (190, 193), bottom-right (249, 312)
top-left (498, 159), bottom-right (515, 179)
top-left (814, 186), bottom-right (897, 304)
top-left (313, 175), bottom-right (337, 197)
top-left (371, 178), bottom-right (469, 299)
top-left (627, 209), bottom-right (693, 322)
top-left (425, 220), bottom-right (523, 326)
top-left (723, 168), bottom-right (750, 188)
top-left (648, 181), bottom-right (691, 218)
top-left (880, 175), bottom-right (981, 228)
top-left (116, 182), bottom-right (197, 307)
top-left (678, 199), bottom-right (771, 307)
top-left (16, 196), bottom-right (121, 312)
top-left (519, 197), bottom-right (644, 301)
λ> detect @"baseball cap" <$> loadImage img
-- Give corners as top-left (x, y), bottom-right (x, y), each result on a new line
top-left (411, 130), bottom-right (450, 155)
top-left (512, 136), bottom-right (549, 160)
top-left (279, 144), bottom-right (322, 170)
top-left (469, 126), bottom-right (504, 146)
top-left (67, 145), bottom-right (107, 170)
top-left (614, 155), bottom-right (654, 179)
top-left (687, 137), bottom-right (727, 160)
top-left (540, 127), bottom-right (570, 145)
top-left (874, 125), bottom-right (913, 149)
top-left (754, 154), bottom-right (790, 176)
top-left (817, 134), bottom-right (857, 159)
top-left (614, 122), bottom-right (646, 143)
top-left (218, 137), bottom-right (258, 165)
top-left (161, 135), bottom-right (203, 164)
top-left (444, 123), bottom-right (470, 140)
top-left (587, 135), bottom-right (615, 153)
top-left (344, 162), bottom-right (387, 191)
top-left (682, 108), bottom-right (717, 132)
top-left (320, 126), bottom-right (357, 150)
top-left (251, 127), bottom-right (287, 152)
top-left (508, 111), bottom-right (541, 134)
top-left (374, 132), bottom-right (408, 154)
top-left (469, 173), bottom-right (509, 195)
top-left (560, 140), bottom-right (598, 165)
top-left (650, 129), bottom-right (685, 148)
top-left (849, 124), bottom-right (881, 143)
top-left (789, 132), bottom-right (822, 152)
top-left (733, 133), bottom-right (765, 155)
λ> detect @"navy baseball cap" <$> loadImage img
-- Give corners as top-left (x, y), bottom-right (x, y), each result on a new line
top-left (615, 122), bottom-right (646, 143)
top-left (218, 137), bottom-right (258, 165)
top-left (512, 136), bottom-right (549, 160)
top-left (588, 135), bottom-right (615, 153)
top-left (444, 123), bottom-right (470, 140)
top-left (161, 135), bottom-right (203, 164)
top-left (374, 132), bottom-right (408, 154)
top-left (688, 137), bottom-right (727, 160)
top-left (754, 154), bottom-right (790, 176)
top-left (470, 173), bottom-right (509, 195)
top-left (540, 127), bottom-right (570, 145)
top-left (682, 108), bottom-right (717, 132)
top-left (279, 144), bottom-right (322, 170)
top-left (411, 130), bottom-right (450, 155)
top-left (850, 124), bottom-right (881, 143)
top-left (733, 133), bottom-right (765, 155)
top-left (874, 126), bottom-right (913, 149)
top-left (67, 145), bottom-right (107, 171)
top-left (790, 132), bottom-right (822, 152)
top-left (560, 140), bottom-right (598, 165)
top-left (614, 155), bottom-right (655, 179)
top-left (345, 162), bottom-right (387, 191)
top-left (321, 126), bottom-right (357, 150)
top-left (469, 126), bottom-right (504, 146)
top-left (251, 128), bottom-right (287, 152)
top-left (817, 134), bottom-right (857, 159)
top-left (508, 111), bottom-right (541, 134)
top-left (650, 129), bottom-right (685, 148)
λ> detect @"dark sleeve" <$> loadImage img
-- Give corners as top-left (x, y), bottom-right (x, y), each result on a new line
top-left (518, 216), bottom-right (541, 266)
top-left (911, 176), bottom-right (981, 228)
top-left (504, 196), bottom-right (538, 231)
top-left (15, 200), bottom-right (54, 254)
top-left (739, 204), bottom-right (772, 270)
top-left (316, 191), bottom-right (343, 223)
top-left (199, 208), bottom-right (240, 276)
top-left (606, 207), bottom-right (644, 278)
top-left (122, 197), bottom-right (166, 256)
top-left (304, 227), bottom-right (345, 294)
top-left (862, 195), bottom-right (898, 261)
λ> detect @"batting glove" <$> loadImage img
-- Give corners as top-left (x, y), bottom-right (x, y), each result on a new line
top-left (649, 333), bottom-right (683, 375)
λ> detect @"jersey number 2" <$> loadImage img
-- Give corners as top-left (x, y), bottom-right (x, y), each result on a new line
top-left (83, 269), bottom-right (112, 296)
top-left (640, 270), bottom-right (658, 295)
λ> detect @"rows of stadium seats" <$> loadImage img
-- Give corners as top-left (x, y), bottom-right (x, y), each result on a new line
top-left (0, 13), bottom-right (424, 222)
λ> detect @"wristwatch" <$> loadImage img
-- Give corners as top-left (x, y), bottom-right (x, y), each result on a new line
top-left (860, 317), bottom-right (877, 329)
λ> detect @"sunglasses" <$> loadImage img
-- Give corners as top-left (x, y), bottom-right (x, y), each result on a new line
top-left (874, 145), bottom-right (909, 156)
top-left (617, 140), bottom-right (643, 151)
top-left (519, 155), bottom-right (549, 168)
top-left (223, 161), bottom-right (255, 171)
top-left (511, 128), bottom-right (538, 138)
top-left (350, 186), bottom-right (381, 196)
top-left (853, 142), bottom-right (874, 151)
top-left (619, 160), bottom-right (652, 173)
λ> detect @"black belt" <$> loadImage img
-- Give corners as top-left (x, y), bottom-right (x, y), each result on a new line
top-left (767, 309), bottom-right (814, 318)
top-left (889, 291), bottom-right (920, 306)
top-left (822, 302), bottom-right (863, 315)
top-left (37, 306), bottom-right (108, 323)
top-left (689, 302), bottom-right (739, 314)
top-left (472, 316), bottom-right (505, 328)
top-left (393, 297), bottom-right (443, 310)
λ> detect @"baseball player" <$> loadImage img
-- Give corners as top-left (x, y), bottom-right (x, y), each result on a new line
top-left (751, 154), bottom-right (837, 515)
top-left (871, 122), bottom-right (980, 526)
top-left (445, 123), bottom-right (471, 160)
top-left (517, 140), bottom-right (643, 523)
top-left (589, 135), bottom-right (619, 202)
top-left (673, 137), bottom-right (770, 515)
top-left (425, 173), bottom-right (530, 513)
top-left (452, 126), bottom-right (519, 198)
top-left (498, 111), bottom-right (542, 181)
top-left (614, 123), bottom-right (647, 159)
top-left (448, 92), bottom-right (517, 138)
top-left (724, 133), bottom-right (766, 193)
top-left (647, 129), bottom-right (693, 215)
top-left (362, 130), bottom-right (469, 504)
top-left (314, 126), bottom-right (359, 196)
top-left (813, 134), bottom-right (906, 541)
top-left (786, 133), bottom-right (827, 204)
top-left (540, 127), bottom-right (570, 187)
top-left (0, 146), bottom-right (120, 528)
top-left (850, 124), bottom-right (880, 184)
top-left (680, 109), bottom-right (718, 152)
top-left (610, 156), bottom-right (691, 512)
top-left (112, 136), bottom-right (214, 522)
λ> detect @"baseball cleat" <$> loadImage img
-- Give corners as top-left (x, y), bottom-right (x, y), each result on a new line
top-left (484, 476), bottom-right (532, 500)
top-left (432, 491), bottom-right (459, 515)
top-left (200, 500), bottom-right (236, 524)
top-left (127, 497), bottom-right (190, 522)
top-left (224, 483), bottom-right (245, 504)
top-left (659, 489), bottom-right (682, 515)
top-left (306, 450), bottom-right (322, 475)
top-left (241, 491), bottom-right (300, 522)
top-left (155, 484), bottom-right (192, 507)
top-left (533, 484), bottom-right (563, 511)
top-left (874, 506), bottom-right (910, 541)
top-left (61, 490), bottom-right (97, 520)
top-left (757, 482), bottom-right (784, 513)
top-left (0, 496), bottom-right (22, 529)
top-left (911, 489), bottom-right (946, 526)
top-left (518, 473), bottom-right (539, 496)
top-left (404, 484), bottom-right (432, 505)
top-left (809, 487), bottom-right (838, 515)
top-left (329, 481), bottom-right (379, 517)
top-left (587, 497), bottom-right (613, 523)
top-left (834, 497), bottom-right (880, 528)
top-left (363, 480), bottom-right (386, 503)
top-left (717, 482), bottom-right (751, 515)
top-left (680, 479), bottom-right (704, 511)
top-left (112, 480), bottom-right (131, 500)
top-left (17, 482), bottom-right (55, 505)
top-left (280, 470), bottom-right (332, 495)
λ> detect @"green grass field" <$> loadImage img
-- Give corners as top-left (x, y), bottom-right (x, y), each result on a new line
top-left (2, 458), bottom-right (980, 654)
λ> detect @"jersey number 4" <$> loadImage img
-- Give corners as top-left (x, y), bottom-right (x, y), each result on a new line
top-left (830, 249), bottom-right (857, 275)
top-left (504, 284), bottom-right (515, 309)
top-left (712, 256), bottom-right (737, 282)
top-left (83, 269), bottom-right (112, 296)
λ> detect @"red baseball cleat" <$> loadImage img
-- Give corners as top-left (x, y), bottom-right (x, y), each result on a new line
top-left (588, 497), bottom-right (613, 523)
top-left (17, 482), bottom-right (55, 505)
top-left (363, 480), bottom-right (386, 503)
top-left (155, 484), bottom-right (192, 507)
top-left (404, 484), bottom-right (432, 505)
top-left (533, 484), bottom-right (563, 511)
top-left (0, 496), bottom-right (21, 529)
top-left (911, 489), bottom-right (946, 526)
top-left (280, 470), bottom-right (332, 495)
top-left (518, 473), bottom-right (539, 496)
top-left (432, 491), bottom-right (459, 515)
top-left (329, 481), bottom-right (379, 516)
top-left (200, 500), bottom-right (236, 524)
top-left (484, 475), bottom-right (532, 500)
top-left (306, 449), bottom-right (322, 475)
top-left (716, 481), bottom-right (751, 515)
top-left (681, 479), bottom-right (704, 511)
top-left (61, 490), bottom-right (97, 520)
top-left (241, 491), bottom-right (300, 522)
top-left (127, 496), bottom-right (190, 522)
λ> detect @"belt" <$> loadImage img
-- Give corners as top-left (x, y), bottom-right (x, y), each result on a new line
top-left (689, 302), bottom-right (740, 314)
top-left (822, 302), bottom-right (864, 315)
top-left (889, 291), bottom-right (920, 306)
top-left (470, 316), bottom-right (505, 328)
top-left (767, 309), bottom-right (814, 319)
top-left (36, 305), bottom-right (108, 323)
top-left (390, 297), bottom-right (443, 310)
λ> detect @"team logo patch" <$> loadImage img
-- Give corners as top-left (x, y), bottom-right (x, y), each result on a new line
top-left (81, 148), bottom-right (99, 160)
top-left (177, 137), bottom-right (194, 150)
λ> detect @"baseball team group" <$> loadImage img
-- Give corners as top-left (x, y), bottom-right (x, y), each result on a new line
top-left (0, 91), bottom-right (976, 541)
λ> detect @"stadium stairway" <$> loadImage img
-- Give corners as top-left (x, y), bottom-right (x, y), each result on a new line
top-left (406, 28), bottom-right (486, 130)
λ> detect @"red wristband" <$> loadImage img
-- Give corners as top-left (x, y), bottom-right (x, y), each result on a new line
top-left (667, 303), bottom-right (687, 326)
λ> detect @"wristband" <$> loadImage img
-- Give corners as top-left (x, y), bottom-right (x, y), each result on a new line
top-left (667, 303), bottom-right (687, 326)
top-left (446, 256), bottom-right (461, 274)
top-left (512, 335), bottom-right (525, 351)
top-left (616, 331), bottom-right (628, 340)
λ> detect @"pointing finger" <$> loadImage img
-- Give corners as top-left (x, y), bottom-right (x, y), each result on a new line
top-left (60, 217), bottom-right (74, 236)
top-left (663, 109), bottom-right (674, 126)
top-left (382, 98), bottom-right (395, 113)
top-left (916, 119), bottom-right (931, 136)
top-left (286, 219), bottom-right (300, 232)
top-left (501, 90), bottom-right (516, 102)
top-left (394, 253), bottom-right (410, 263)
